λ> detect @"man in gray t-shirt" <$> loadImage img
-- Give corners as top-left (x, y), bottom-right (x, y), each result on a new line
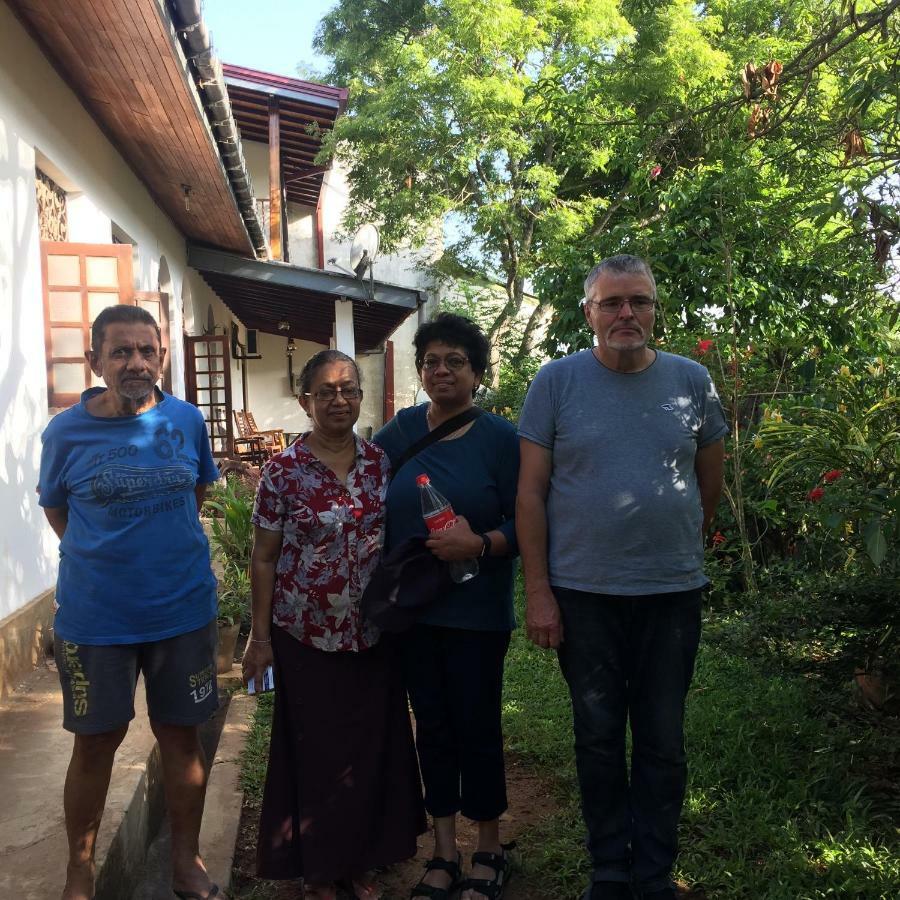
top-left (517, 255), bottom-right (726, 900)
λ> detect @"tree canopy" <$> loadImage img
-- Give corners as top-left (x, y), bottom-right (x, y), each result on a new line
top-left (316, 0), bottom-right (899, 384)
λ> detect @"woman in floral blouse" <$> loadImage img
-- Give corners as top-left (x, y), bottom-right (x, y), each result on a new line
top-left (242, 349), bottom-right (425, 900)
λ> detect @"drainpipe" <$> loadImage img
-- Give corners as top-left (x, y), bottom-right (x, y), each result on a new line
top-left (168, 0), bottom-right (267, 258)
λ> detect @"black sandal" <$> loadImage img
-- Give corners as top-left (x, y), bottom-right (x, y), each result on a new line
top-left (458, 843), bottom-right (516, 900)
top-left (410, 852), bottom-right (462, 899)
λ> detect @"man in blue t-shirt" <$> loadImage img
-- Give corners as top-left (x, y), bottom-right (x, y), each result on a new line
top-left (517, 255), bottom-right (727, 900)
top-left (38, 305), bottom-right (221, 900)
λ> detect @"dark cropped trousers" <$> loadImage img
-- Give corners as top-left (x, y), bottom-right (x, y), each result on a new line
top-left (401, 623), bottom-right (511, 822)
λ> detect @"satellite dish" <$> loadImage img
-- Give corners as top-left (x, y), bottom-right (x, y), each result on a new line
top-left (349, 224), bottom-right (380, 278)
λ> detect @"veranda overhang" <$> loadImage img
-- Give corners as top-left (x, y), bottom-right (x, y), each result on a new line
top-left (188, 245), bottom-right (423, 352)
top-left (223, 64), bottom-right (348, 207)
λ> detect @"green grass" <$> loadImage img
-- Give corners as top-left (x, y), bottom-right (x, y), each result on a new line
top-left (501, 592), bottom-right (900, 899)
top-left (233, 592), bottom-right (900, 899)
top-left (238, 690), bottom-right (274, 803)
top-left (232, 692), bottom-right (276, 900)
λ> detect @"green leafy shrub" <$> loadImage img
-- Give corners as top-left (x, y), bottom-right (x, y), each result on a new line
top-left (206, 477), bottom-right (257, 625)
top-left (758, 370), bottom-right (899, 572)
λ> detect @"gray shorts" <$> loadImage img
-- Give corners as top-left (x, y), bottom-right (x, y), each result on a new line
top-left (54, 619), bottom-right (219, 734)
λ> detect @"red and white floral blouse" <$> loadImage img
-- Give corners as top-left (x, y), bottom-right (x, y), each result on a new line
top-left (252, 434), bottom-right (390, 652)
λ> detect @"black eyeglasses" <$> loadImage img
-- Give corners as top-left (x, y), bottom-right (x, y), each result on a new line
top-left (420, 354), bottom-right (469, 372)
top-left (585, 297), bottom-right (656, 314)
top-left (304, 385), bottom-right (362, 402)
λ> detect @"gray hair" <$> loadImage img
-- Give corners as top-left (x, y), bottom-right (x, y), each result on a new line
top-left (582, 254), bottom-right (657, 304)
top-left (297, 349), bottom-right (361, 395)
top-left (91, 304), bottom-right (161, 350)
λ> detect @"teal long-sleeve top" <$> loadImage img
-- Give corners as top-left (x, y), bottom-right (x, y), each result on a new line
top-left (373, 405), bottom-right (519, 631)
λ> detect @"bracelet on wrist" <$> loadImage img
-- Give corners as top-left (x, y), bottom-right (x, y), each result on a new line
top-left (479, 532), bottom-right (493, 558)
top-left (249, 637), bottom-right (271, 644)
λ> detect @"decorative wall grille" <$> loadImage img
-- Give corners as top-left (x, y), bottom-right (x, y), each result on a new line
top-left (36, 169), bottom-right (67, 242)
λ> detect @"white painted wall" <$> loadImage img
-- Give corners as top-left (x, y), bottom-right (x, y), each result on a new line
top-left (390, 315), bottom-right (427, 413)
top-left (243, 338), bottom-right (387, 441)
top-left (0, 5), bottom-right (224, 620)
top-left (244, 139), bottom-right (269, 203)
top-left (66, 193), bottom-right (112, 243)
top-left (287, 203), bottom-right (317, 268)
top-left (320, 163), bottom-right (441, 292)
top-left (0, 126), bottom-right (57, 619)
top-left (242, 332), bottom-right (319, 435)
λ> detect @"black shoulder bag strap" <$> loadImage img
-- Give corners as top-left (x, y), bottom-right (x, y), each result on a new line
top-left (391, 406), bottom-right (485, 480)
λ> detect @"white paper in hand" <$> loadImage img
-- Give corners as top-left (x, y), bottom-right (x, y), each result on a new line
top-left (247, 665), bottom-right (274, 695)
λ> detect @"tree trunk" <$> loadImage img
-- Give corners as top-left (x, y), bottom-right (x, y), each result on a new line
top-left (514, 301), bottom-right (553, 364)
top-left (485, 276), bottom-right (526, 393)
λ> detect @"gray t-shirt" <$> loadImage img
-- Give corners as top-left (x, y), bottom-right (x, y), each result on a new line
top-left (518, 349), bottom-right (728, 595)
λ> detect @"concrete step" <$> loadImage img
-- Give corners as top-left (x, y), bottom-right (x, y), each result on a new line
top-left (0, 659), bottom-right (252, 900)
top-left (0, 660), bottom-right (163, 900)
top-left (128, 686), bottom-right (251, 900)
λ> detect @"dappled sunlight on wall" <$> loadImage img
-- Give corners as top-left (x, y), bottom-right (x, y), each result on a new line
top-left (0, 124), bottom-right (59, 618)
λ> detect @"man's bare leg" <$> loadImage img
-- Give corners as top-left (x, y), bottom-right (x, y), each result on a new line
top-left (151, 721), bottom-right (214, 898)
top-left (62, 726), bottom-right (128, 900)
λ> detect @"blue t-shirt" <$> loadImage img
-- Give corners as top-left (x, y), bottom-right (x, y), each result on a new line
top-left (518, 349), bottom-right (729, 595)
top-left (38, 389), bottom-right (220, 644)
top-left (374, 406), bottom-right (519, 631)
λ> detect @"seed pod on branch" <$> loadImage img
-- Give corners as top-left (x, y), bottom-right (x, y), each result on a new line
top-left (874, 232), bottom-right (892, 268)
top-left (747, 104), bottom-right (762, 137)
top-left (840, 128), bottom-right (867, 162)
top-left (760, 60), bottom-right (783, 98)
top-left (740, 63), bottom-right (755, 100)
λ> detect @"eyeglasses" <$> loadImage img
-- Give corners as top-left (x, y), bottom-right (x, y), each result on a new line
top-left (585, 297), bottom-right (656, 314)
top-left (420, 354), bottom-right (469, 372)
top-left (304, 385), bottom-right (363, 402)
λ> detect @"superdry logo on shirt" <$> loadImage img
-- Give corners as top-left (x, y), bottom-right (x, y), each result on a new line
top-left (91, 464), bottom-right (195, 506)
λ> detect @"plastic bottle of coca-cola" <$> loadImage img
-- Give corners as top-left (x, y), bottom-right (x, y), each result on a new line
top-left (416, 473), bottom-right (479, 583)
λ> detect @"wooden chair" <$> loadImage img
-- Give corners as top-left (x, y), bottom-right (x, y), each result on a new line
top-left (232, 434), bottom-right (267, 467)
top-left (234, 410), bottom-right (286, 457)
top-left (244, 410), bottom-right (287, 453)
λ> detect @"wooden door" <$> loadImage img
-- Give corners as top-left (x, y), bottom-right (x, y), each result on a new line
top-left (135, 291), bottom-right (172, 393)
top-left (185, 335), bottom-right (232, 457)
top-left (41, 242), bottom-right (134, 408)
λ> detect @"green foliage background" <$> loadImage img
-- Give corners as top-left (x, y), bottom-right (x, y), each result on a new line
top-left (303, 2), bottom-right (900, 895)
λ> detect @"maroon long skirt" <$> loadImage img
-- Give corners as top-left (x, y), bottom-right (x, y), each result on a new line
top-left (257, 626), bottom-right (426, 883)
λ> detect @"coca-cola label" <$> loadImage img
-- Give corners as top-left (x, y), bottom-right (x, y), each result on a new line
top-left (424, 507), bottom-right (457, 533)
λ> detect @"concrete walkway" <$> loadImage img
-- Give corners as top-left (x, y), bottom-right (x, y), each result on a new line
top-left (0, 658), bottom-right (251, 899)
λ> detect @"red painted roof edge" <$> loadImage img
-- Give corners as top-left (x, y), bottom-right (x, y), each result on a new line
top-left (222, 63), bottom-right (349, 103)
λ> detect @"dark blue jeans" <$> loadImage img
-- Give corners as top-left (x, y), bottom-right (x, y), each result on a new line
top-left (554, 586), bottom-right (702, 893)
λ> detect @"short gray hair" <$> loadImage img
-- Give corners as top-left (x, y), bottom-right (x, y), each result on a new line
top-left (91, 304), bottom-right (161, 351)
top-left (582, 254), bottom-right (657, 303)
top-left (297, 349), bottom-right (361, 395)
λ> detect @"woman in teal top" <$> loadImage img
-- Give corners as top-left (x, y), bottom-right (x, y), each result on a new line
top-left (374, 313), bottom-right (519, 900)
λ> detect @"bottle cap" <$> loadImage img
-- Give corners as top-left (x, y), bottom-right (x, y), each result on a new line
top-left (415, 474), bottom-right (430, 486)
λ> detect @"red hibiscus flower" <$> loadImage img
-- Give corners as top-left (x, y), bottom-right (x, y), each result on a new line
top-left (823, 469), bottom-right (843, 484)
top-left (694, 339), bottom-right (714, 356)
top-left (650, 164), bottom-right (662, 179)
top-left (712, 531), bottom-right (726, 546)
top-left (807, 486), bottom-right (825, 502)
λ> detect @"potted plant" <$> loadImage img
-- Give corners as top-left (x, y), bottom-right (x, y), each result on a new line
top-left (206, 478), bottom-right (256, 673)
top-left (215, 567), bottom-right (249, 673)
